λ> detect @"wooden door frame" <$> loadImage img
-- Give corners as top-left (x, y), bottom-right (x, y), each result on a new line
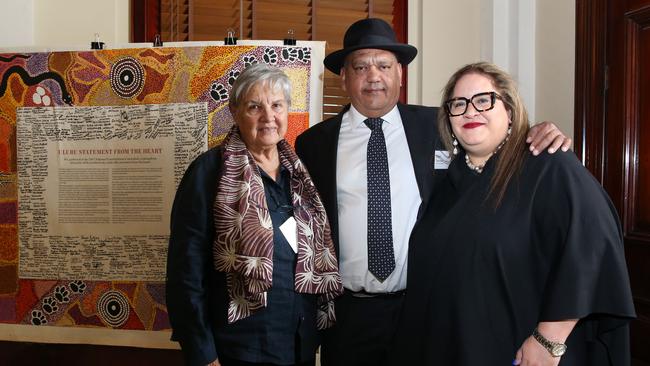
top-left (131, 0), bottom-right (160, 43)
top-left (576, 1), bottom-right (650, 362)
top-left (574, 0), bottom-right (608, 181)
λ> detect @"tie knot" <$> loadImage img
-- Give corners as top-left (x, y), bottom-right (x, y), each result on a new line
top-left (364, 118), bottom-right (384, 131)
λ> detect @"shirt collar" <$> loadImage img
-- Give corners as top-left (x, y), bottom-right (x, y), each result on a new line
top-left (347, 104), bottom-right (400, 129)
top-left (259, 164), bottom-right (288, 187)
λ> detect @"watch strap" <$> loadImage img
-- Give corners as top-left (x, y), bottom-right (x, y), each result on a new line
top-left (532, 327), bottom-right (567, 357)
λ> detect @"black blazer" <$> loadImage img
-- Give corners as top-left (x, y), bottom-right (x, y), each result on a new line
top-left (295, 103), bottom-right (441, 254)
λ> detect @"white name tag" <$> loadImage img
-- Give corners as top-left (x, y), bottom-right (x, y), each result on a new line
top-left (279, 217), bottom-right (298, 253)
top-left (434, 150), bottom-right (451, 170)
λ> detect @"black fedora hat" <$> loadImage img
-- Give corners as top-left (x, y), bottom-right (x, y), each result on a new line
top-left (324, 18), bottom-right (417, 75)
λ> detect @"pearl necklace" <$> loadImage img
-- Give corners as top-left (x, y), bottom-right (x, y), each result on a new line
top-left (464, 132), bottom-right (511, 174)
top-left (465, 154), bottom-right (485, 173)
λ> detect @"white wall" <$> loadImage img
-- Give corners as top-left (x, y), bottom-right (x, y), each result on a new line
top-left (0, 0), bottom-right (34, 48)
top-left (408, 0), bottom-right (575, 138)
top-left (408, 0), bottom-right (483, 107)
top-left (536, 1), bottom-right (575, 139)
top-left (0, 0), bottom-right (129, 50)
top-left (34, 0), bottom-right (130, 48)
top-left (481, 0), bottom-right (537, 120)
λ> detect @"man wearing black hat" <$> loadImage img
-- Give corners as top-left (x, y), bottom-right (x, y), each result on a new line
top-left (295, 18), bottom-right (570, 366)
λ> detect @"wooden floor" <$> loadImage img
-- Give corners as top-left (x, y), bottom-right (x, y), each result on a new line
top-left (0, 341), bottom-right (184, 365)
top-left (1, 340), bottom-right (648, 365)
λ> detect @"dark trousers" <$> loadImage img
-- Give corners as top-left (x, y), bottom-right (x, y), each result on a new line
top-left (218, 355), bottom-right (315, 366)
top-left (321, 290), bottom-right (406, 366)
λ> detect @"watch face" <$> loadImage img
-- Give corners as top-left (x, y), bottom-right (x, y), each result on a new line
top-left (551, 344), bottom-right (567, 356)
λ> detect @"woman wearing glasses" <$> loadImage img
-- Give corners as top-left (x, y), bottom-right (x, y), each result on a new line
top-left (392, 62), bottom-right (635, 366)
top-left (166, 64), bottom-right (342, 366)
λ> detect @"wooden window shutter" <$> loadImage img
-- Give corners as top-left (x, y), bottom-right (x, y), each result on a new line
top-left (135, 0), bottom-right (406, 118)
top-left (252, 0), bottom-right (312, 40)
top-left (190, 0), bottom-right (253, 41)
top-left (160, 0), bottom-right (190, 41)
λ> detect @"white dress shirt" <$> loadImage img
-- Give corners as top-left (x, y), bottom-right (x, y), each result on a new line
top-left (336, 105), bottom-right (421, 292)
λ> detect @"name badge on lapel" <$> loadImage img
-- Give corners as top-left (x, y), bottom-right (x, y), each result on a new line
top-left (434, 150), bottom-right (451, 170)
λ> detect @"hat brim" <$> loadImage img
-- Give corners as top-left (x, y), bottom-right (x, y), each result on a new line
top-left (324, 44), bottom-right (418, 75)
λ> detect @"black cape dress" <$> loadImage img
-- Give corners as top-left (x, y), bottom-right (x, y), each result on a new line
top-left (392, 151), bottom-right (636, 365)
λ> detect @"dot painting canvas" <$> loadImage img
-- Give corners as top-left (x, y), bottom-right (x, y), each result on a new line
top-left (0, 44), bottom-right (319, 346)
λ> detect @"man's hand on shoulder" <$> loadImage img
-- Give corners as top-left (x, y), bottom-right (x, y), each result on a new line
top-left (527, 121), bottom-right (572, 155)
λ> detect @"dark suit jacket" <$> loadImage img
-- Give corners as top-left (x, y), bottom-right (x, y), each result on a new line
top-left (295, 103), bottom-right (442, 254)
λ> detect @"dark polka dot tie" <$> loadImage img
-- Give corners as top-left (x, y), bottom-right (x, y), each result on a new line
top-left (364, 117), bottom-right (395, 282)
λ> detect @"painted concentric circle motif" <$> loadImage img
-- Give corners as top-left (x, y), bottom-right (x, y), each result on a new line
top-left (109, 57), bottom-right (145, 98)
top-left (97, 290), bottom-right (130, 327)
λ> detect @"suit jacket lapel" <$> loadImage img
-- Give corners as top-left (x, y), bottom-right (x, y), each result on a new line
top-left (319, 110), bottom-right (345, 254)
top-left (398, 103), bottom-right (434, 218)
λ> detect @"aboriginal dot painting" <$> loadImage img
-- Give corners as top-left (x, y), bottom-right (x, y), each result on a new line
top-left (0, 46), bottom-right (313, 333)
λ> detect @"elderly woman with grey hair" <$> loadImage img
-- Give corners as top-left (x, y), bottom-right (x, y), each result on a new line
top-left (166, 63), bottom-right (343, 366)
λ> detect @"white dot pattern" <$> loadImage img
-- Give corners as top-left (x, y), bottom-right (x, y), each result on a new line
top-left (364, 118), bottom-right (395, 282)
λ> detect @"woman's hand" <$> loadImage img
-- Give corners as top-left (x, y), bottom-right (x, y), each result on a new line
top-left (207, 359), bottom-right (221, 366)
top-left (514, 320), bottom-right (577, 366)
top-left (513, 336), bottom-right (561, 366)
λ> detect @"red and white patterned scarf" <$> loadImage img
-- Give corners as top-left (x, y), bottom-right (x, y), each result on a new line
top-left (213, 126), bottom-right (343, 329)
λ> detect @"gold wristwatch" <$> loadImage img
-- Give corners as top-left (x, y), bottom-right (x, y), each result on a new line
top-left (532, 328), bottom-right (567, 357)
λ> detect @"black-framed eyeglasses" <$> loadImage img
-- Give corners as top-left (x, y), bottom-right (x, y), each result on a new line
top-left (445, 91), bottom-right (503, 117)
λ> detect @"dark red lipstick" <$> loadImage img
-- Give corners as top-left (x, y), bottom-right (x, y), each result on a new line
top-left (462, 122), bottom-right (484, 129)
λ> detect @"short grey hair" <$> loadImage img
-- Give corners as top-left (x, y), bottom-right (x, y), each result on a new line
top-left (229, 63), bottom-right (292, 109)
